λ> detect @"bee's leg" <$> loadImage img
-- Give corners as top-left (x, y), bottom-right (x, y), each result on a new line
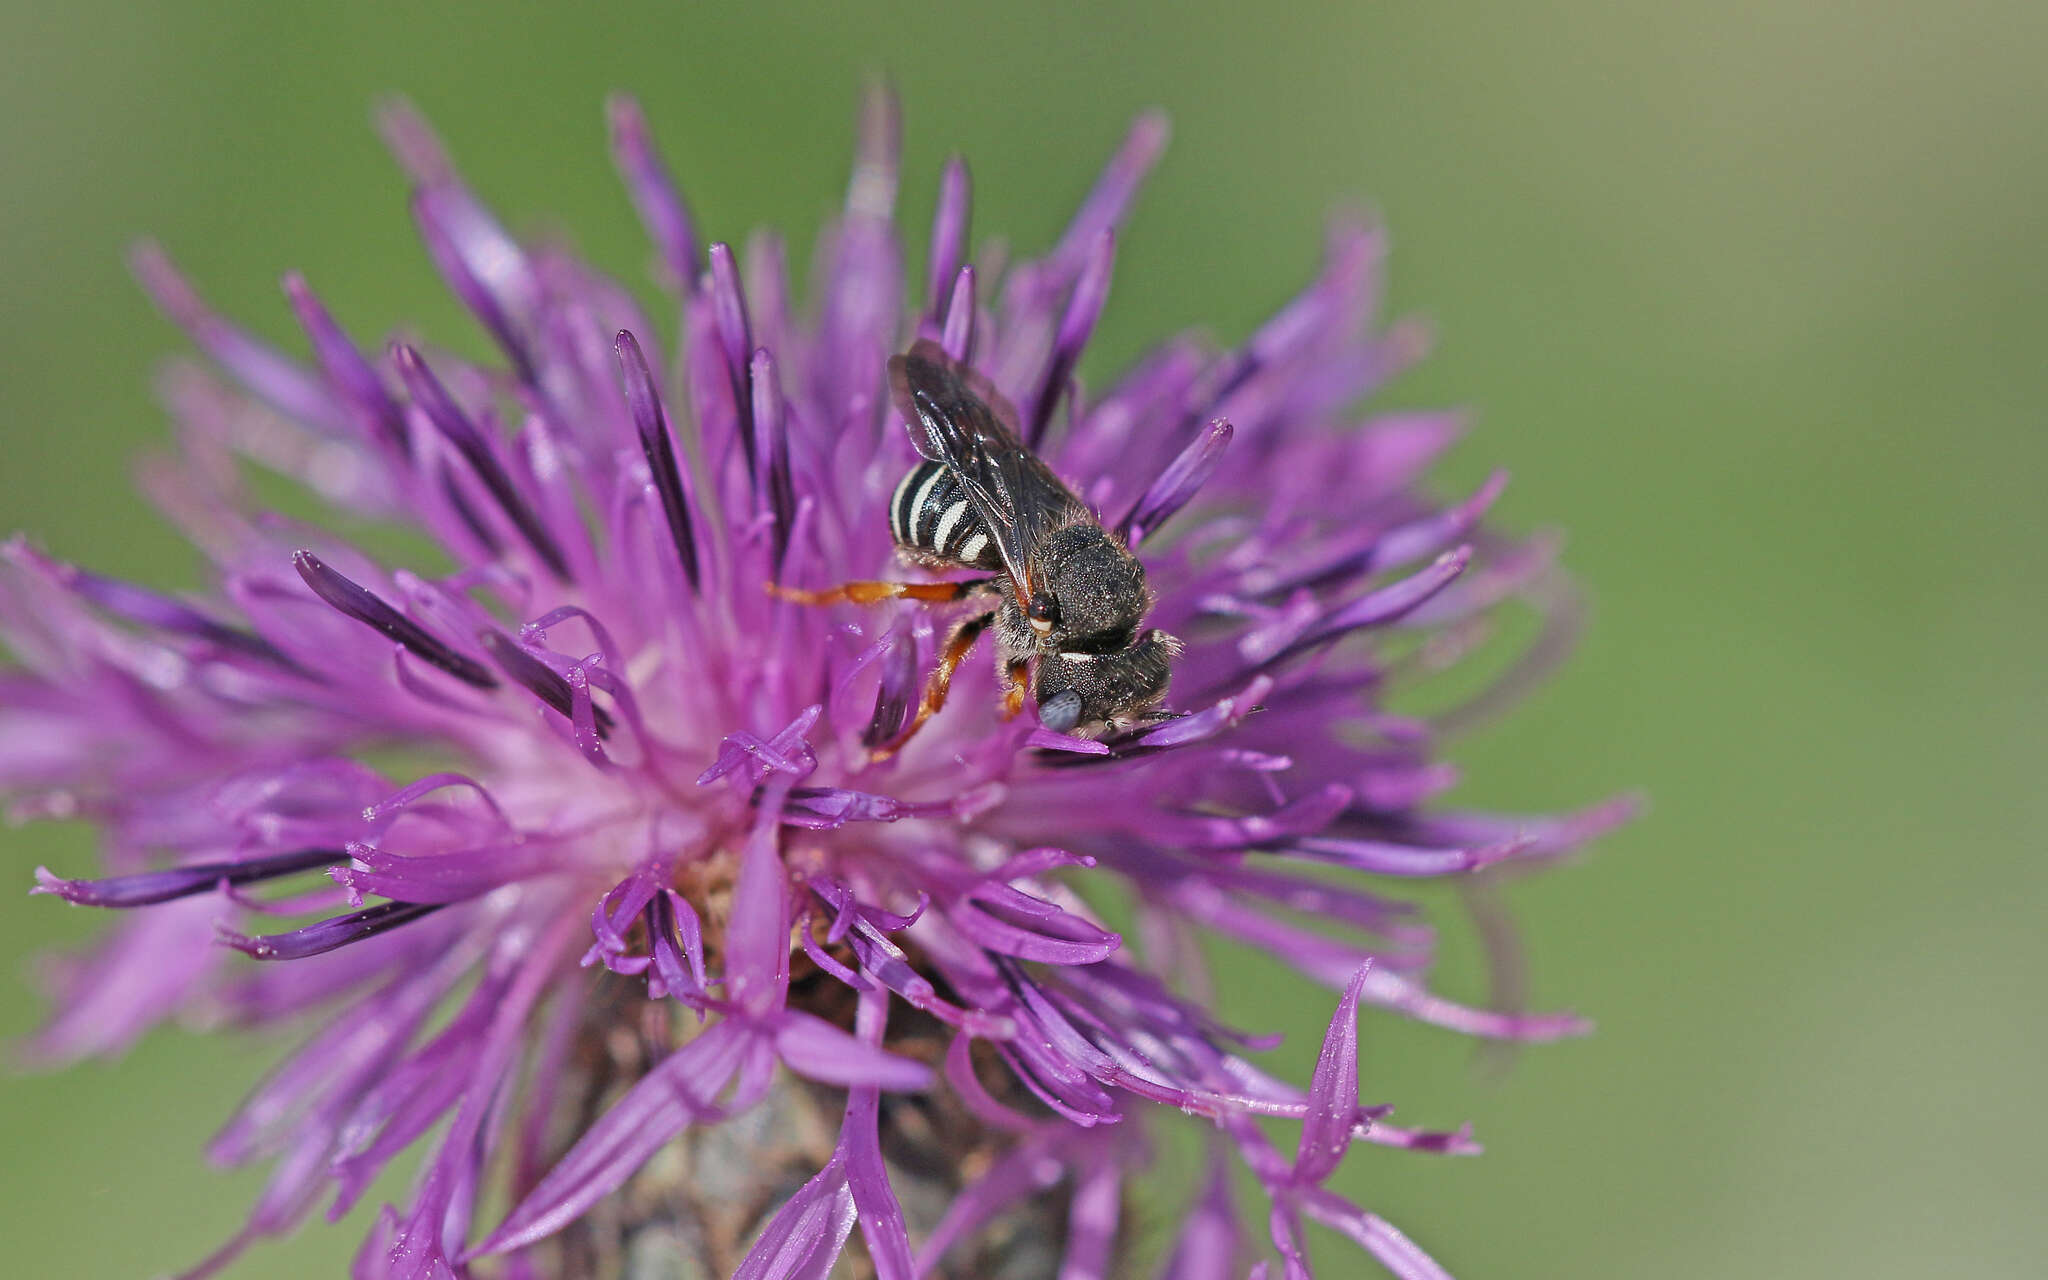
top-left (870, 609), bottom-right (996, 760)
top-left (998, 655), bottom-right (1030, 720)
top-left (768, 577), bottom-right (999, 607)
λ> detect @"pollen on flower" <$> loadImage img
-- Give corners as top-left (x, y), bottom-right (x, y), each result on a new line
top-left (1, 86), bottom-right (1631, 1280)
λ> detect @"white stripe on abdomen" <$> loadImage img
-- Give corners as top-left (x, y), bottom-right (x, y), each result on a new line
top-left (931, 500), bottom-right (970, 555)
top-left (907, 467), bottom-right (946, 540)
top-left (889, 468), bottom-right (919, 542)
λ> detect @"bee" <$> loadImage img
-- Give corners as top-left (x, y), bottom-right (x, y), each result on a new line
top-left (776, 339), bottom-right (1176, 752)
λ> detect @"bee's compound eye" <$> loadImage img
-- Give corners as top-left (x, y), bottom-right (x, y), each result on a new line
top-left (1039, 688), bottom-right (1084, 733)
top-left (1027, 590), bottom-right (1059, 635)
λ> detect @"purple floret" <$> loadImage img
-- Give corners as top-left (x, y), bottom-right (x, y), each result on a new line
top-left (3, 88), bottom-right (1631, 1279)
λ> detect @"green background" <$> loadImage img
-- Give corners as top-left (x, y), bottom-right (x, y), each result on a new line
top-left (2, 3), bottom-right (2042, 1276)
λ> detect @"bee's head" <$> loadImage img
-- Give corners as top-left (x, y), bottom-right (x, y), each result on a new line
top-left (1035, 629), bottom-right (1179, 736)
top-left (1028, 524), bottom-right (1148, 650)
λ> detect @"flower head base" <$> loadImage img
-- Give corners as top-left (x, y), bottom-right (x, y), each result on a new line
top-left (6, 89), bottom-right (1629, 1279)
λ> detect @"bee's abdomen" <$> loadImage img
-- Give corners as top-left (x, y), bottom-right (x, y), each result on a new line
top-left (890, 461), bottom-right (1003, 569)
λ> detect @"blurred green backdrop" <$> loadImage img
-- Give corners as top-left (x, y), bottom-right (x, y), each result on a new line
top-left (2, 2), bottom-right (2042, 1277)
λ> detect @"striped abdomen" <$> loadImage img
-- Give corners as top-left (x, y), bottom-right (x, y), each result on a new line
top-left (889, 460), bottom-right (1004, 569)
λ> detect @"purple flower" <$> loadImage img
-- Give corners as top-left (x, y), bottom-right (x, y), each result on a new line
top-left (5, 88), bottom-right (1631, 1279)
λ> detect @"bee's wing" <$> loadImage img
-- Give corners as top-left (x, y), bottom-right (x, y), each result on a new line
top-left (890, 339), bottom-right (1084, 597)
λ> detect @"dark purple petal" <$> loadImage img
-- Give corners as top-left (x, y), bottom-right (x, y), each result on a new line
top-left (706, 242), bottom-right (756, 466)
top-left (477, 631), bottom-right (615, 738)
top-left (218, 900), bottom-right (445, 961)
top-left (751, 346), bottom-right (797, 566)
top-left (409, 185), bottom-right (536, 381)
top-left (392, 344), bottom-right (570, 579)
top-left (700, 239), bottom-right (755, 371)
top-left (292, 551), bottom-right (497, 688)
top-left (282, 273), bottom-right (410, 455)
top-left (34, 848), bottom-right (347, 908)
top-left (613, 329), bottom-right (703, 590)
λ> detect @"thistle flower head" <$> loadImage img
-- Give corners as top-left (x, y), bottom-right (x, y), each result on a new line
top-left (6, 89), bottom-right (1628, 1279)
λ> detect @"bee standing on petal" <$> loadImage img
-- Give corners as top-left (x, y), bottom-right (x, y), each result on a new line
top-left (777, 339), bottom-right (1181, 748)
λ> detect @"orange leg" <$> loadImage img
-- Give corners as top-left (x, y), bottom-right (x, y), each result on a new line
top-left (999, 657), bottom-right (1030, 720)
top-left (769, 577), bottom-right (998, 607)
top-left (870, 610), bottom-right (995, 760)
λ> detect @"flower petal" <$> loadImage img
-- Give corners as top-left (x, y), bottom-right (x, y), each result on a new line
top-left (475, 1024), bottom-right (750, 1256)
top-left (772, 1011), bottom-right (933, 1092)
top-left (1293, 963), bottom-right (1369, 1184)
